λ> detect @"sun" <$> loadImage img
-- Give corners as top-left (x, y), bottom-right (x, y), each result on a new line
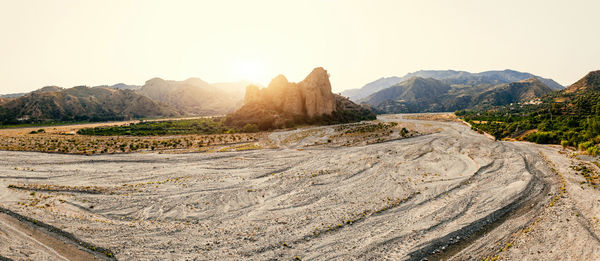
top-left (234, 60), bottom-right (265, 83)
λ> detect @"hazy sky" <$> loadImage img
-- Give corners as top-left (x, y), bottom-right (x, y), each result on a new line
top-left (1, 0), bottom-right (599, 94)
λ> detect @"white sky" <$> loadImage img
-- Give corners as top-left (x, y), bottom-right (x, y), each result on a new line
top-left (1, 0), bottom-right (599, 94)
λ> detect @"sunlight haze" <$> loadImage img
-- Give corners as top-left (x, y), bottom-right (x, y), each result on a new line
top-left (1, 0), bottom-right (599, 94)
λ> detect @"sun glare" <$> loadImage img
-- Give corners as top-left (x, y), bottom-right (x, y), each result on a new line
top-left (235, 60), bottom-right (265, 83)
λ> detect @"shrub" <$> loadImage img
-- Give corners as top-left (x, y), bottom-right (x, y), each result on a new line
top-left (579, 141), bottom-right (594, 151)
top-left (525, 131), bottom-right (560, 144)
top-left (400, 128), bottom-right (409, 137)
top-left (29, 129), bottom-right (45, 134)
top-left (587, 145), bottom-right (599, 156)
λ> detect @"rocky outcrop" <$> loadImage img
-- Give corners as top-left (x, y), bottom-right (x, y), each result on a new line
top-left (244, 84), bottom-right (261, 104)
top-left (251, 67), bottom-right (334, 117)
top-left (299, 68), bottom-right (336, 117)
top-left (226, 67), bottom-right (375, 130)
top-left (235, 68), bottom-right (336, 118)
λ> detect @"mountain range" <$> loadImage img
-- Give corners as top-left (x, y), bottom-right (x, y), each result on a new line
top-left (0, 86), bottom-right (178, 124)
top-left (0, 69), bottom-right (571, 125)
top-left (342, 69), bottom-right (563, 101)
top-left (362, 76), bottom-right (554, 113)
top-left (0, 78), bottom-right (249, 124)
top-left (138, 78), bottom-right (248, 115)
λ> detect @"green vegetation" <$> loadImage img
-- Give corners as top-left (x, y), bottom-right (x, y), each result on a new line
top-left (571, 163), bottom-right (599, 187)
top-left (336, 121), bottom-right (398, 134)
top-left (225, 107), bottom-right (376, 131)
top-left (456, 91), bottom-right (600, 153)
top-left (29, 129), bottom-right (45, 134)
top-left (78, 109), bottom-right (376, 136)
top-left (0, 120), bottom-right (92, 129)
top-left (77, 117), bottom-right (254, 136)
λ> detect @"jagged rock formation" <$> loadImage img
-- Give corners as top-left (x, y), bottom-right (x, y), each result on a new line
top-left (239, 68), bottom-right (335, 117)
top-left (226, 67), bottom-right (375, 130)
top-left (299, 69), bottom-right (337, 117)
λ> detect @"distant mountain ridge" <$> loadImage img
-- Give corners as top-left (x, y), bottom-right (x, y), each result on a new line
top-left (363, 76), bottom-right (554, 113)
top-left (0, 77), bottom-right (250, 124)
top-left (101, 83), bottom-right (141, 90)
top-left (363, 77), bottom-right (451, 113)
top-left (340, 76), bottom-right (403, 101)
top-left (0, 86), bottom-right (177, 124)
top-left (342, 69), bottom-right (563, 101)
top-left (138, 78), bottom-right (248, 115)
top-left (0, 93), bottom-right (26, 98)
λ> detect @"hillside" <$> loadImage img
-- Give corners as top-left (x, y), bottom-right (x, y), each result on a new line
top-left (226, 67), bottom-right (375, 130)
top-left (458, 70), bottom-right (600, 153)
top-left (0, 86), bottom-right (178, 124)
top-left (362, 77), bottom-right (451, 113)
top-left (362, 76), bottom-right (553, 113)
top-left (137, 78), bottom-right (246, 115)
top-left (564, 70), bottom-right (600, 94)
top-left (342, 69), bottom-right (563, 102)
top-left (467, 77), bottom-right (553, 109)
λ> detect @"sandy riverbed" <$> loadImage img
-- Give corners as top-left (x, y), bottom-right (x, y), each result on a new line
top-left (1, 114), bottom-right (600, 260)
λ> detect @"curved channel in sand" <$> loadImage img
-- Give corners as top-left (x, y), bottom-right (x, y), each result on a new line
top-left (1, 114), bottom-right (598, 260)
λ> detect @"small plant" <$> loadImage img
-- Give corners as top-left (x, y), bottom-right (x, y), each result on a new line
top-left (29, 129), bottom-right (45, 134)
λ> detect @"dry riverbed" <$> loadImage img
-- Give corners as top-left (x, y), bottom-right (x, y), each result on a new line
top-left (1, 114), bottom-right (600, 260)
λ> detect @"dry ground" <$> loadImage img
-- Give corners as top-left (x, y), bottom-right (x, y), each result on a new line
top-left (1, 114), bottom-right (599, 260)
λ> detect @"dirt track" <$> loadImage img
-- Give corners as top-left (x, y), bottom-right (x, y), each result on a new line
top-left (1, 114), bottom-right (600, 260)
